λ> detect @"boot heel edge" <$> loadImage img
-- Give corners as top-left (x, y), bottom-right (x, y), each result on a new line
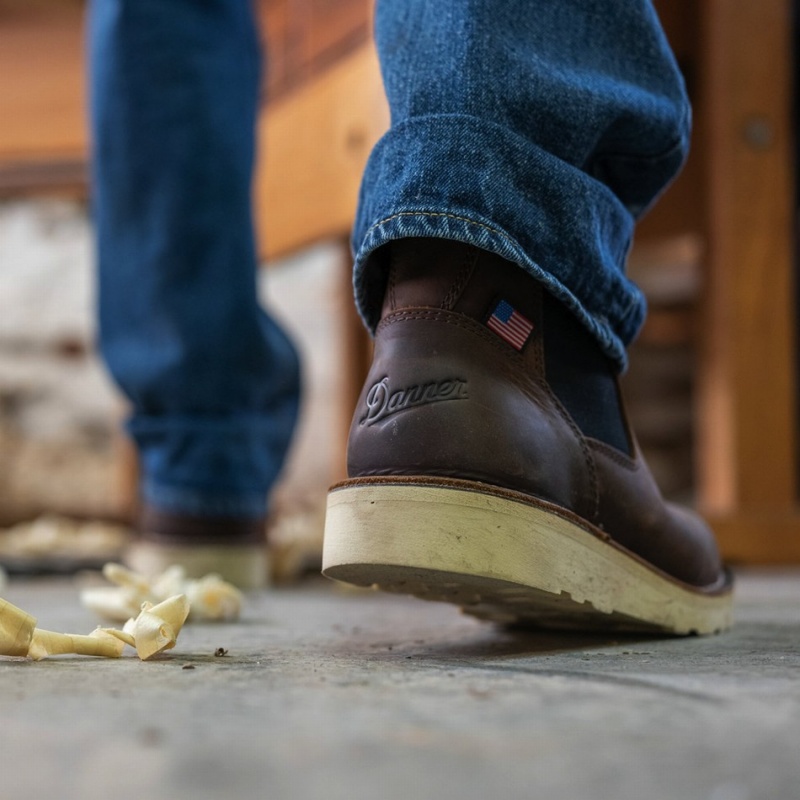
top-left (322, 480), bottom-right (733, 635)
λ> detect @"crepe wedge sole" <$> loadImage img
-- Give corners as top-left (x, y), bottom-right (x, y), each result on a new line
top-left (126, 541), bottom-right (269, 590)
top-left (323, 478), bottom-right (733, 635)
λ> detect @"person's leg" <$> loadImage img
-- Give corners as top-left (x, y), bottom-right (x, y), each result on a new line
top-left (354, 0), bottom-right (690, 362)
top-left (323, 0), bottom-right (733, 632)
top-left (89, 0), bottom-right (300, 587)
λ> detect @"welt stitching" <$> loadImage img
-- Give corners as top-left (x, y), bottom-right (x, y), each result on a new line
top-left (442, 248), bottom-right (478, 311)
top-left (530, 288), bottom-right (598, 519)
top-left (540, 380), bottom-right (601, 522)
top-left (387, 249), bottom-right (398, 312)
top-left (379, 309), bottom-right (525, 361)
top-left (388, 267), bottom-right (397, 313)
top-left (588, 439), bottom-right (638, 471)
top-left (530, 286), bottom-right (545, 376)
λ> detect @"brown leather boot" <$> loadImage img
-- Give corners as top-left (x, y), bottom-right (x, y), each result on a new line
top-left (323, 239), bottom-right (733, 634)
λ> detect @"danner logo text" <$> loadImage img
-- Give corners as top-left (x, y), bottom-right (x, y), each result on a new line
top-left (360, 377), bottom-right (468, 426)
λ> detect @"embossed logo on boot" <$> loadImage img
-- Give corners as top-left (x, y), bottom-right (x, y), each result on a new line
top-left (360, 376), bottom-right (468, 426)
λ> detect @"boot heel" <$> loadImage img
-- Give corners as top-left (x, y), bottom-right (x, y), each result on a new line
top-left (322, 478), bottom-right (733, 635)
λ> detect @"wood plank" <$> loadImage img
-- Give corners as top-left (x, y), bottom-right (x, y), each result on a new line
top-left (256, 40), bottom-right (388, 260)
top-left (637, 0), bottom-right (705, 243)
top-left (710, 513), bottom-right (800, 564)
top-left (0, 158), bottom-right (87, 198)
top-left (0, 0), bottom-right (373, 192)
top-left (696, 0), bottom-right (797, 519)
top-left (0, 6), bottom-right (86, 163)
top-left (256, 0), bottom-right (371, 103)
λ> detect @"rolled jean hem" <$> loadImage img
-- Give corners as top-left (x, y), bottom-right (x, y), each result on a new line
top-left (352, 114), bottom-right (649, 370)
top-left (142, 480), bottom-right (267, 519)
top-left (129, 412), bottom-right (294, 519)
top-left (353, 210), bottom-right (629, 368)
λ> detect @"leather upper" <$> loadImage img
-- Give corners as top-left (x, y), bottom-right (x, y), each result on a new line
top-left (347, 239), bottom-right (725, 589)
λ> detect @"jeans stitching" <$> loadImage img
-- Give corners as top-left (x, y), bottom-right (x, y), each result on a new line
top-left (359, 210), bottom-right (632, 370)
top-left (365, 211), bottom-right (508, 241)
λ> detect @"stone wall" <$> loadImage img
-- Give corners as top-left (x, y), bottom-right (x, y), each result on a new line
top-left (0, 199), bottom-right (345, 527)
top-left (0, 199), bottom-right (122, 524)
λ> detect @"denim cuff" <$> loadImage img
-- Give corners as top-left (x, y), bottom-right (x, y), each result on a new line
top-left (129, 413), bottom-right (293, 518)
top-left (352, 114), bottom-right (647, 370)
top-left (141, 481), bottom-right (267, 519)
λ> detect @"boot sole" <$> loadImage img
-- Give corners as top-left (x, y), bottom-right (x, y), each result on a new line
top-left (322, 478), bottom-right (734, 635)
top-left (126, 541), bottom-right (269, 590)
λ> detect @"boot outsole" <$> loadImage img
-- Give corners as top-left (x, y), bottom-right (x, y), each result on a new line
top-left (322, 478), bottom-right (734, 635)
top-left (126, 541), bottom-right (269, 590)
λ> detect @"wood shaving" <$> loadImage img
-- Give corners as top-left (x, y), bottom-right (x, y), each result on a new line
top-left (125, 595), bottom-right (191, 661)
top-left (81, 563), bottom-right (242, 623)
top-left (1, 593), bottom-right (189, 661)
top-left (0, 515), bottom-right (127, 561)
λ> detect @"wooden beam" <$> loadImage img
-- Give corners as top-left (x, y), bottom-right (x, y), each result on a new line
top-left (256, 40), bottom-right (389, 261)
top-left (255, 0), bottom-right (371, 104)
top-left (0, 158), bottom-right (87, 197)
top-left (710, 513), bottom-right (800, 564)
top-left (697, 0), bottom-right (797, 521)
top-left (0, 7), bottom-right (86, 163)
top-left (0, 1), bottom-right (375, 198)
top-left (638, 0), bottom-right (706, 243)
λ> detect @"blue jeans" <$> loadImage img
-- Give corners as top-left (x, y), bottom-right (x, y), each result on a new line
top-left (89, 0), bottom-right (689, 519)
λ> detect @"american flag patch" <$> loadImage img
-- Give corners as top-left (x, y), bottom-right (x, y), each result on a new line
top-left (486, 299), bottom-right (534, 351)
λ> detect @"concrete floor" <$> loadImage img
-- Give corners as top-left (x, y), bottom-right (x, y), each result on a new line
top-left (1, 569), bottom-right (799, 800)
